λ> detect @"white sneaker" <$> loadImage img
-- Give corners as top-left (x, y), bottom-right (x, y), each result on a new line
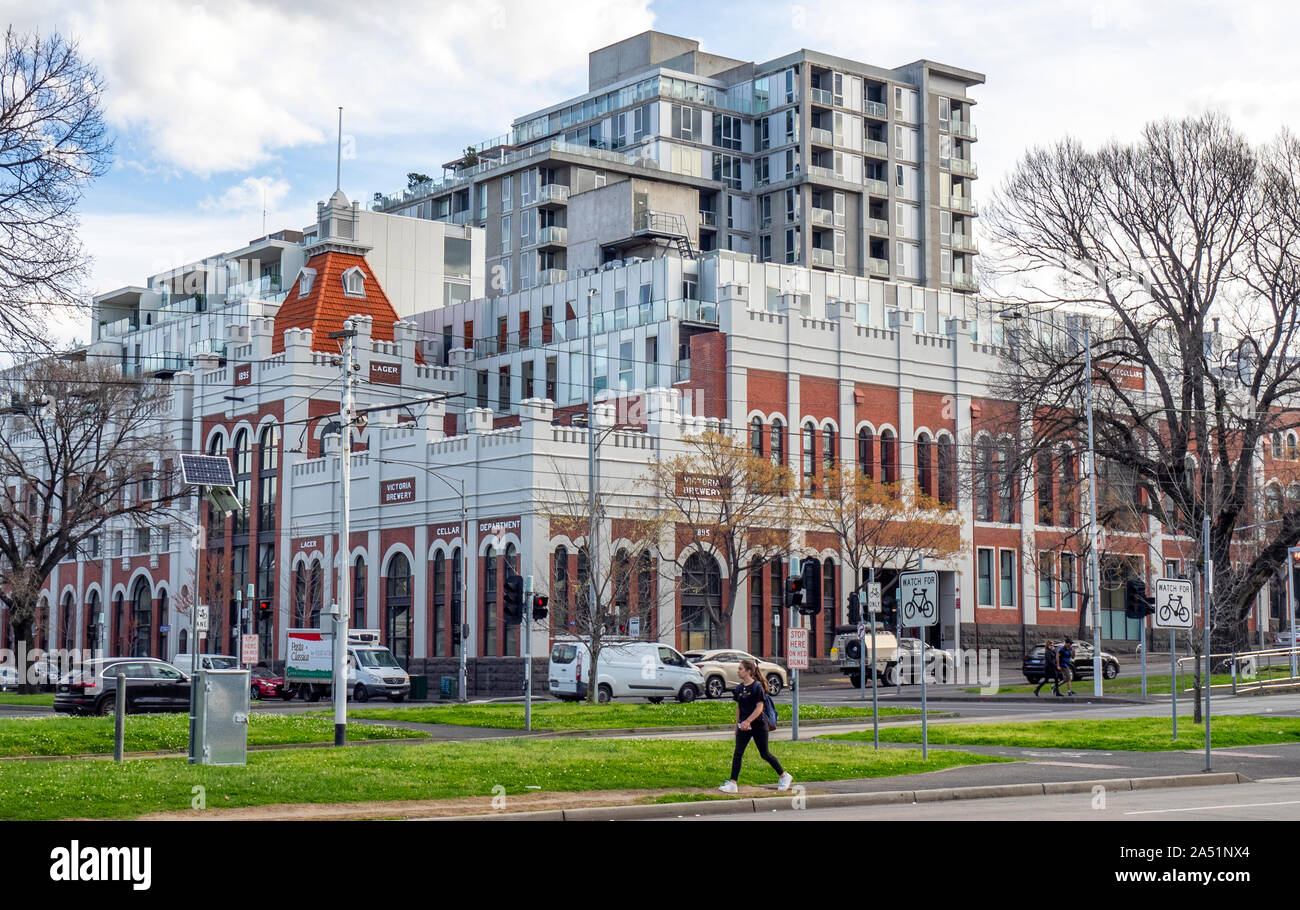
top-left (718, 780), bottom-right (739, 794)
top-left (777, 773), bottom-right (793, 791)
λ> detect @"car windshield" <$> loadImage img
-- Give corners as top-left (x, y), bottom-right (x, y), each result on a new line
top-left (354, 648), bottom-right (399, 668)
top-left (207, 657), bottom-right (238, 669)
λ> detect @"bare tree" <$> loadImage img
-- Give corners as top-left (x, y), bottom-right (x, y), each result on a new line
top-left (641, 430), bottom-right (795, 648)
top-left (984, 113), bottom-right (1300, 651)
top-left (799, 465), bottom-right (963, 617)
top-left (539, 462), bottom-right (679, 703)
top-left (0, 28), bottom-right (112, 347)
top-left (0, 360), bottom-right (176, 690)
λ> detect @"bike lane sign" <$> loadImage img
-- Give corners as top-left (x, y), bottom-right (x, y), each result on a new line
top-left (899, 570), bottom-right (938, 628)
top-left (1155, 578), bottom-right (1193, 629)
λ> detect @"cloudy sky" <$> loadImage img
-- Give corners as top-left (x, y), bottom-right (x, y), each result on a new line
top-left (11, 0), bottom-right (1300, 344)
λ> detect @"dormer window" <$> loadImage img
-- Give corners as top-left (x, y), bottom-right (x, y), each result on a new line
top-left (298, 267), bottom-right (317, 298)
top-left (342, 266), bottom-right (366, 298)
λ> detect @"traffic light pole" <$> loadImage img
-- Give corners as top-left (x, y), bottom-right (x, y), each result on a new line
top-left (524, 575), bottom-right (533, 733)
top-left (790, 556), bottom-right (800, 743)
top-left (330, 326), bottom-right (356, 748)
top-left (869, 568), bottom-right (879, 749)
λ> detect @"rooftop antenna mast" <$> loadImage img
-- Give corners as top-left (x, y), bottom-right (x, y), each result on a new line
top-left (336, 106), bottom-right (343, 191)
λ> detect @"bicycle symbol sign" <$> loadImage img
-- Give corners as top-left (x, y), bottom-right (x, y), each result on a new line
top-left (1155, 578), bottom-right (1194, 629)
top-left (899, 570), bottom-right (938, 628)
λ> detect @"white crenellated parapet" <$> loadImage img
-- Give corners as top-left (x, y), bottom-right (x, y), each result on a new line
top-left (645, 387), bottom-right (682, 436)
top-left (448, 348), bottom-right (471, 368)
top-left (249, 316), bottom-right (275, 356)
top-left (592, 400), bottom-right (616, 430)
top-left (465, 408), bottom-right (494, 434)
top-left (346, 313), bottom-right (375, 343)
top-left (519, 398), bottom-right (555, 443)
top-left (284, 326), bottom-right (313, 356)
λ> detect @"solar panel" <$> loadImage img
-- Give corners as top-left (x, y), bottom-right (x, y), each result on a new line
top-left (180, 453), bottom-right (235, 488)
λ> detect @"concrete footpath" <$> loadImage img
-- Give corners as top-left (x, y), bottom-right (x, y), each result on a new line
top-left (142, 741), bottom-right (1292, 821)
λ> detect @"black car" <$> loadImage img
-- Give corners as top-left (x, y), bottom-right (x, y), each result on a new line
top-left (53, 657), bottom-right (191, 716)
top-left (1022, 643), bottom-right (1120, 684)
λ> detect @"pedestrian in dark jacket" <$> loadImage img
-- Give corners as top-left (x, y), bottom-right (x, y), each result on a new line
top-left (1034, 640), bottom-right (1059, 696)
top-left (718, 659), bottom-right (792, 794)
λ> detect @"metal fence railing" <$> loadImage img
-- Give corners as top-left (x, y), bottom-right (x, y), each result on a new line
top-left (1175, 646), bottom-right (1300, 695)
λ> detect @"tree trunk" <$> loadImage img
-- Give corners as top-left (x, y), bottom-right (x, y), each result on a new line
top-left (11, 616), bottom-right (35, 695)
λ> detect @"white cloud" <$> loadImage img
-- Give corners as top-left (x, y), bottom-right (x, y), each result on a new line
top-left (43, 0), bottom-right (656, 176)
top-left (200, 176), bottom-right (291, 216)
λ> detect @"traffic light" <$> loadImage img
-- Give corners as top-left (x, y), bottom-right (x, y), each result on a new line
top-left (503, 573), bottom-right (524, 625)
top-left (798, 561), bottom-right (820, 616)
top-left (257, 599), bottom-right (272, 614)
top-left (1124, 578), bottom-right (1155, 619)
top-left (847, 591), bottom-right (861, 625)
top-left (532, 594), bottom-right (549, 621)
top-left (786, 576), bottom-right (804, 612)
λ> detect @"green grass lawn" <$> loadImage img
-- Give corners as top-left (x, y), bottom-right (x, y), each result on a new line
top-left (0, 693), bottom-right (55, 706)
top-left (824, 715), bottom-right (1300, 752)
top-left (0, 713), bottom-right (424, 758)
top-left (0, 737), bottom-right (1006, 820)
top-left (970, 671), bottom-right (1282, 696)
top-left (339, 701), bottom-right (918, 730)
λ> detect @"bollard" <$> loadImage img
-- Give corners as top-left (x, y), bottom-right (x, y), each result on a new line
top-left (113, 671), bottom-right (126, 761)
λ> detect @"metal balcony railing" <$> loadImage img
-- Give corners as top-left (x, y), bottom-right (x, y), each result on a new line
top-left (947, 195), bottom-right (977, 215)
top-left (538, 184), bottom-right (570, 204)
top-left (537, 226), bottom-right (568, 246)
top-left (810, 87), bottom-right (834, 107)
top-left (867, 258), bottom-right (890, 276)
top-left (951, 120), bottom-right (977, 140)
top-left (810, 207), bottom-right (834, 227)
top-left (864, 178), bottom-right (888, 196)
top-left (810, 126), bottom-right (833, 147)
top-left (864, 139), bottom-right (888, 159)
top-left (810, 248), bottom-right (835, 267)
top-left (948, 158), bottom-right (978, 178)
top-left (865, 217), bottom-right (889, 236)
top-left (864, 100), bottom-right (888, 119)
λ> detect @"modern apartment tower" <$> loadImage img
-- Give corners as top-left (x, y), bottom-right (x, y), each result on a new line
top-left (374, 31), bottom-right (983, 295)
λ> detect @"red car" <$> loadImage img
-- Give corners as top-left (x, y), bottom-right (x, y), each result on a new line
top-left (250, 667), bottom-right (294, 701)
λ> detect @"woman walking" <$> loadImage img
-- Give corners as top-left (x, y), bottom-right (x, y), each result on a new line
top-left (1034, 639), bottom-right (1059, 697)
top-left (718, 659), bottom-right (793, 794)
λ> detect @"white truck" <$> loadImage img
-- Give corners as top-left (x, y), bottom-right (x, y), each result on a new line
top-left (831, 623), bottom-right (899, 688)
top-left (285, 628), bottom-right (410, 702)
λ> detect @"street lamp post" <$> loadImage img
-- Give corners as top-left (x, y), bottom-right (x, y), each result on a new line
top-left (587, 288), bottom-right (599, 648)
top-left (1001, 309), bottom-right (1104, 695)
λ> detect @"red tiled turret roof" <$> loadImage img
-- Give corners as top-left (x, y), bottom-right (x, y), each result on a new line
top-left (271, 251), bottom-right (401, 354)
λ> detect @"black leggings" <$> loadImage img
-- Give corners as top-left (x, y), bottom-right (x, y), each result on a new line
top-left (730, 724), bottom-right (785, 780)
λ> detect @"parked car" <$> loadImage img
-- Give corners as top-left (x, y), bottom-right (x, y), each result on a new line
top-left (0, 665), bottom-right (17, 691)
top-left (548, 638), bottom-right (703, 703)
top-left (1273, 630), bottom-right (1300, 647)
top-left (1022, 642), bottom-right (1120, 684)
top-left (249, 666), bottom-right (293, 701)
top-left (684, 649), bottom-right (788, 698)
top-left (170, 653), bottom-right (239, 673)
top-left (53, 657), bottom-right (191, 715)
top-left (891, 638), bottom-right (957, 685)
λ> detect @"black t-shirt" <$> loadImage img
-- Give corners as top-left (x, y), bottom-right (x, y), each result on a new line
top-left (734, 680), bottom-right (766, 723)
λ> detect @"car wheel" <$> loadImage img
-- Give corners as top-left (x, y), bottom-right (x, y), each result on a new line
top-left (705, 675), bottom-right (726, 699)
top-left (353, 684), bottom-right (369, 703)
top-left (886, 665), bottom-right (903, 687)
top-left (1026, 676), bottom-right (1042, 685)
top-left (250, 685), bottom-right (261, 701)
top-left (305, 686), bottom-right (321, 703)
top-left (280, 691), bottom-right (294, 702)
top-left (647, 696), bottom-right (665, 704)
top-left (847, 670), bottom-right (861, 688)
top-left (766, 674), bottom-right (784, 696)
top-left (677, 683), bottom-right (699, 703)
top-left (1104, 662), bottom-right (1119, 680)
top-left (597, 684), bottom-right (613, 704)
top-left (95, 696), bottom-right (114, 716)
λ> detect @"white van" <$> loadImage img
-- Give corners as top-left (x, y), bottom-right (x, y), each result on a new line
top-left (548, 638), bottom-right (704, 703)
